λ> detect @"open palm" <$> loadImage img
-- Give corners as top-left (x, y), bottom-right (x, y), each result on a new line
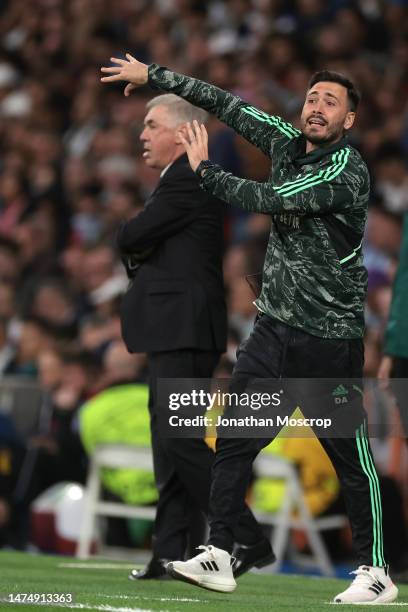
top-left (179, 121), bottom-right (209, 173)
top-left (100, 53), bottom-right (148, 96)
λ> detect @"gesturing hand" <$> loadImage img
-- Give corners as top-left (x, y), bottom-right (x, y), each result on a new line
top-left (100, 53), bottom-right (148, 97)
top-left (178, 120), bottom-right (209, 173)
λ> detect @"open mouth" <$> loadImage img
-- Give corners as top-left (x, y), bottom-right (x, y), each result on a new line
top-left (308, 117), bottom-right (326, 127)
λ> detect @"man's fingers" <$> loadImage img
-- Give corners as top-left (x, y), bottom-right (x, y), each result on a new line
top-left (201, 123), bottom-right (208, 146)
top-left (101, 66), bottom-right (122, 74)
top-left (177, 125), bottom-right (203, 171)
top-left (179, 133), bottom-right (190, 148)
top-left (101, 74), bottom-right (123, 82)
top-left (186, 122), bottom-right (195, 142)
top-left (180, 124), bottom-right (190, 137)
top-left (193, 120), bottom-right (202, 145)
top-left (126, 53), bottom-right (137, 62)
top-left (179, 133), bottom-right (191, 153)
top-left (124, 83), bottom-right (136, 96)
top-left (110, 57), bottom-right (127, 65)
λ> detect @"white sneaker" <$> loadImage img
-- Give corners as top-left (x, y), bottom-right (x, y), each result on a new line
top-left (334, 565), bottom-right (398, 604)
top-left (166, 545), bottom-right (237, 593)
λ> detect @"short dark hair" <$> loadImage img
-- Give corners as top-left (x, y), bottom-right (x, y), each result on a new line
top-left (308, 70), bottom-right (361, 112)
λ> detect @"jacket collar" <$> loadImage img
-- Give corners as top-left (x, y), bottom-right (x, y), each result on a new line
top-left (159, 153), bottom-right (188, 180)
top-left (145, 154), bottom-right (188, 206)
top-left (289, 134), bottom-right (349, 167)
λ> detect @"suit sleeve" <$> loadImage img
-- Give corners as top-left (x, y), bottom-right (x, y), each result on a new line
top-left (148, 64), bottom-right (300, 158)
top-left (116, 173), bottom-right (202, 254)
top-left (197, 149), bottom-right (365, 215)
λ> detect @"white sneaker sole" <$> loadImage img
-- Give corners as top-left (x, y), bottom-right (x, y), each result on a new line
top-left (166, 563), bottom-right (237, 593)
top-left (334, 583), bottom-right (398, 604)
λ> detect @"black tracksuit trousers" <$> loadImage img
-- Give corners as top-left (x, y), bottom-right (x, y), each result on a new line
top-left (148, 349), bottom-right (264, 560)
top-left (208, 314), bottom-right (387, 568)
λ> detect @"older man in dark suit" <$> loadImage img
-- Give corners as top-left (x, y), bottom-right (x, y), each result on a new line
top-left (117, 93), bottom-right (274, 580)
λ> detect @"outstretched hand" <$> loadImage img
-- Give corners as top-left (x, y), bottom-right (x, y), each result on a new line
top-left (100, 53), bottom-right (148, 96)
top-left (178, 120), bottom-right (209, 173)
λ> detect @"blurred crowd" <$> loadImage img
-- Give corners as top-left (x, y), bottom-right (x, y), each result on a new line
top-left (0, 0), bottom-right (408, 551)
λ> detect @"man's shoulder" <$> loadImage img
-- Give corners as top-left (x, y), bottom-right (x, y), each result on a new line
top-left (153, 155), bottom-right (220, 211)
top-left (162, 155), bottom-right (196, 183)
top-left (319, 143), bottom-right (369, 187)
top-left (346, 144), bottom-right (368, 173)
top-left (157, 156), bottom-right (216, 206)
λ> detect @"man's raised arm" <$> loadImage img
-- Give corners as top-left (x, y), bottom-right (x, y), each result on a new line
top-left (196, 154), bottom-right (366, 217)
top-left (178, 120), bottom-right (366, 218)
top-left (101, 54), bottom-right (300, 158)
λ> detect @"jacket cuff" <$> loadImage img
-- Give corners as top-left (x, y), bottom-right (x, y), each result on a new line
top-left (195, 159), bottom-right (215, 178)
top-left (148, 63), bottom-right (161, 89)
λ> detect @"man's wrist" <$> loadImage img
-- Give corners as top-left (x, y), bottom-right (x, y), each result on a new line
top-left (142, 63), bottom-right (149, 84)
top-left (147, 64), bottom-right (154, 86)
top-left (195, 159), bottom-right (213, 178)
top-left (148, 63), bottom-right (164, 88)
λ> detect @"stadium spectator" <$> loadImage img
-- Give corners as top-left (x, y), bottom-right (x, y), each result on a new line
top-left (0, 413), bottom-right (25, 548)
top-left (379, 211), bottom-right (408, 439)
top-left (4, 317), bottom-right (56, 377)
top-left (21, 349), bottom-right (102, 513)
top-left (79, 341), bottom-right (153, 548)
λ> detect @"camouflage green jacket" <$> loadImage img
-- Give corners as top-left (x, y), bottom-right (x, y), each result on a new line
top-left (149, 64), bottom-right (369, 339)
top-left (384, 212), bottom-right (408, 358)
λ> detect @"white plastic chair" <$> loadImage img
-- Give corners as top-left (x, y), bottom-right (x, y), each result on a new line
top-left (77, 445), bottom-right (156, 559)
top-left (253, 453), bottom-right (347, 576)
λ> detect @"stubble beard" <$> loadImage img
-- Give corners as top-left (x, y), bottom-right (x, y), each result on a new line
top-left (302, 121), bottom-right (344, 147)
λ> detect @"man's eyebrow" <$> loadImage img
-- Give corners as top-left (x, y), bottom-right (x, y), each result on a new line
top-left (307, 89), bottom-right (340, 102)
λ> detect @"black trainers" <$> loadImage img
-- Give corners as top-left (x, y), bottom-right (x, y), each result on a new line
top-left (128, 557), bottom-right (172, 580)
top-left (232, 538), bottom-right (276, 578)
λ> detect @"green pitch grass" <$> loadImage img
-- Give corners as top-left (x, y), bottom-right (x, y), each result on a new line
top-left (0, 551), bottom-right (407, 611)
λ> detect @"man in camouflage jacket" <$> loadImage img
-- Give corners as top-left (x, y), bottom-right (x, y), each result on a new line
top-left (101, 56), bottom-right (398, 605)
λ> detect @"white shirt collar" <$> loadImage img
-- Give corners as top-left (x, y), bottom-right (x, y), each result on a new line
top-left (160, 162), bottom-right (173, 178)
top-left (160, 153), bottom-right (185, 178)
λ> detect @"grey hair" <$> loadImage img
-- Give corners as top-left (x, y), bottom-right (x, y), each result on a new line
top-left (146, 93), bottom-right (208, 127)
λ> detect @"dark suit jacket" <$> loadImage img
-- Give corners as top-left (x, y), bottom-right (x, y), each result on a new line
top-left (117, 154), bottom-right (227, 354)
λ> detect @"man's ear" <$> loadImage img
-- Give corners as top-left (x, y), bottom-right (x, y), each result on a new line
top-left (175, 123), bottom-right (186, 145)
top-left (344, 111), bottom-right (355, 131)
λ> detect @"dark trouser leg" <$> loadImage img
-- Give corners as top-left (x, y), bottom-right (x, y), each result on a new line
top-left (163, 420), bottom-right (266, 550)
top-left (319, 427), bottom-right (386, 567)
top-left (148, 353), bottom-right (191, 559)
top-left (289, 331), bottom-right (387, 568)
top-left (208, 316), bottom-right (292, 553)
top-left (150, 347), bottom-right (268, 556)
top-left (149, 349), bottom-right (228, 559)
top-left (208, 436), bottom-right (269, 553)
top-left (379, 476), bottom-right (408, 568)
top-left (207, 315), bottom-right (388, 565)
